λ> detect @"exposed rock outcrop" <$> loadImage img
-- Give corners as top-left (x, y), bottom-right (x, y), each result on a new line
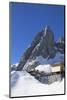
top-left (16, 26), bottom-right (64, 72)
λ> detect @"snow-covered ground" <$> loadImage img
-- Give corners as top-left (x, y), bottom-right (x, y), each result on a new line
top-left (11, 71), bottom-right (64, 97)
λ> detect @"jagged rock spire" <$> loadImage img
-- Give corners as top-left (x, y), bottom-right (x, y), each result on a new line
top-left (16, 26), bottom-right (55, 71)
top-left (16, 26), bottom-right (64, 71)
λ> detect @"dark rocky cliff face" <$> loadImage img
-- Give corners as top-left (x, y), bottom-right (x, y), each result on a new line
top-left (29, 26), bottom-right (55, 59)
top-left (16, 26), bottom-right (64, 71)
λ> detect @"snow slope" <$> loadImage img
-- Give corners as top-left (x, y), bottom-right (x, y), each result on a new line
top-left (11, 71), bottom-right (64, 97)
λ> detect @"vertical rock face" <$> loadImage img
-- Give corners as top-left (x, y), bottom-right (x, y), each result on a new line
top-left (16, 26), bottom-right (64, 71)
top-left (29, 26), bottom-right (55, 59)
top-left (38, 26), bottom-right (55, 58)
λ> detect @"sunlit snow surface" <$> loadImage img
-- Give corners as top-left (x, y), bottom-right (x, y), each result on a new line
top-left (35, 65), bottom-right (52, 73)
top-left (11, 71), bottom-right (64, 97)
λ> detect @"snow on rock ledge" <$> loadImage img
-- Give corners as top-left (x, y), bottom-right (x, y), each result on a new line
top-left (35, 64), bottom-right (52, 74)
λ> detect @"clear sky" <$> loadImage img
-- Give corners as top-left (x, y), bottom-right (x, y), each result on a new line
top-left (10, 2), bottom-right (65, 64)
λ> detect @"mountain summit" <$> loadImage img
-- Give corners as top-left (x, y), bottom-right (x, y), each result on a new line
top-left (16, 26), bottom-right (64, 72)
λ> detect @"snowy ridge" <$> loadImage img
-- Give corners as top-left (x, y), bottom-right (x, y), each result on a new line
top-left (11, 63), bottom-right (19, 71)
top-left (11, 63), bottom-right (19, 68)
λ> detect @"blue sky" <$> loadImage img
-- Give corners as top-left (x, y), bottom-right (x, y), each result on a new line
top-left (10, 2), bottom-right (65, 64)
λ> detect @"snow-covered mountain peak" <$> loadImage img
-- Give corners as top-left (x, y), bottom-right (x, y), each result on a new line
top-left (11, 26), bottom-right (64, 82)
